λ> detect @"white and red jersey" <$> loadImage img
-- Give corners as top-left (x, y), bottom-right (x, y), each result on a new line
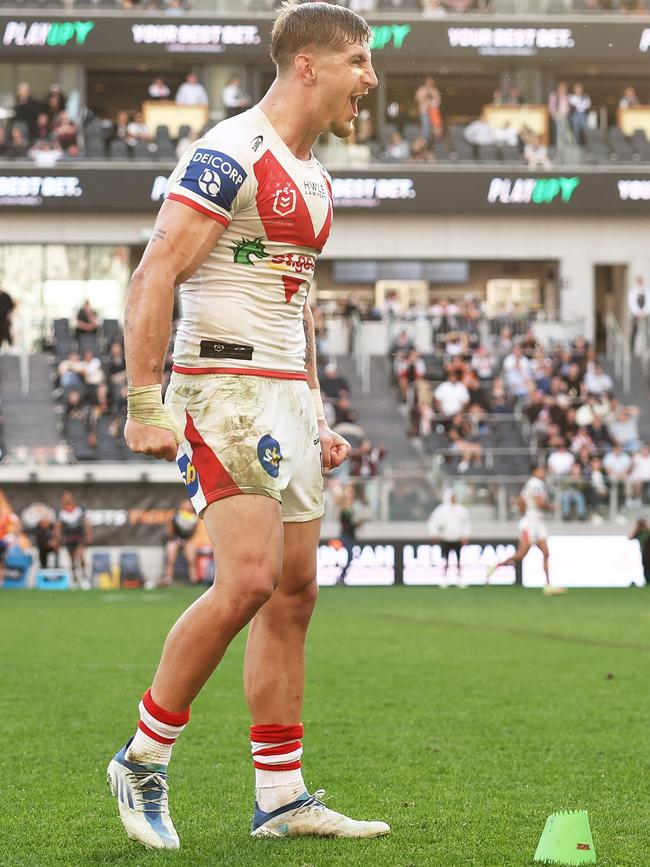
top-left (522, 476), bottom-right (547, 520)
top-left (166, 106), bottom-right (333, 377)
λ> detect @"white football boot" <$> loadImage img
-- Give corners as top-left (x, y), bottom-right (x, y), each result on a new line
top-left (107, 739), bottom-right (180, 849)
top-left (251, 789), bottom-right (390, 838)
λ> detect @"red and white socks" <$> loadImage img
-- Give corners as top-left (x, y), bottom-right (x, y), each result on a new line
top-left (251, 723), bottom-right (307, 812)
top-left (125, 688), bottom-right (190, 766)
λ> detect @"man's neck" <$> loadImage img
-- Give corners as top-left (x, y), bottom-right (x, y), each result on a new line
top-left (258, 81), bottom-right (323, 161)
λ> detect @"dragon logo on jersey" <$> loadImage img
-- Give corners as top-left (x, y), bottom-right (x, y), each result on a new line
top-left (230, 237), bottom-right (269, 265)
top-left (257, 434), bottom-right (283, 478)
top-left (272, 184), bottom-right (297, 217)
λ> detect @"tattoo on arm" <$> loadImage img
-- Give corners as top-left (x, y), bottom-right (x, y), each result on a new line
top-left (151, 229), bottom-right (167, 243)
top-left (303, 317), bottom-right (313, 368)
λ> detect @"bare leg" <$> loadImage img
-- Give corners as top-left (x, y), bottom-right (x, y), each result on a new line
top-left (244, 518), bottom-right (320, 724)
top-left (163, 539), bottom-right (179, 583)
top-left (487, 539), bottom-right (530, 584)
top-left (184, 541), bottom-right (198, 583)
top-left (537, 540), bottom-right (550, 586)
top-left (150, 495), bottom-right (283, 712)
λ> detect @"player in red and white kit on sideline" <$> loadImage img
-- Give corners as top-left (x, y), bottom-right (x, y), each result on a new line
top-left (487, 465), bottom-right (566, 595)
top-left (107, 1), bottom-right (389, 850)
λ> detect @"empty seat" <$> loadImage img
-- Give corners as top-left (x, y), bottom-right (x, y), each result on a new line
top-left (403, 123), bottom-right (422, 144)
top-left (632, 128), bottom-right (650, 162)
top-left (78, 333), bottom-right (99, 355)
top-left (156, 125), bottom-right (177, 159)
top-left (177, 124), bottom-right (191, 141)
top-left (498, 143), bottom-right (522, 163)
top-left (119, 551), bottom-right (143, 588)
top-left (450, 126), bottom-right (474, 161)
top-left (584, 129), bottom-right (611, 163)
top-left (433, 140), bottom-right (450, 161)
top-left (102, 319), bottom-right (121, 347)
top-left (477, 143), bottom-right (499, 162)
top-left (108, 138), bottom-right (130, 160)
top-left (608, 126), bottom-right (636, 163)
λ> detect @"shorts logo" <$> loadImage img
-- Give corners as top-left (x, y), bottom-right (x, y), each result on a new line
top-left (273, 185), bottom-right (297, 217)
top-left (198, 169), bottom-right (221, 197)
top-left (177, 453), bottom-right (200, 497)
top-left (179, 148), bottom-right (247, 212)
top-left (257, 434), bottom-right (283, 478)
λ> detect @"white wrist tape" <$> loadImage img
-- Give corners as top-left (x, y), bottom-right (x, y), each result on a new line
top-left (127, 385), bottom-right (183, 443)
top-left (310, 387), bottom-right (326, 422)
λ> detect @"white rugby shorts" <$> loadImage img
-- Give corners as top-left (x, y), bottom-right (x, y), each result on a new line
top-left (518, 516), bottom-right (548, 544)
top-left (165, 371), bottom-right (324, 522)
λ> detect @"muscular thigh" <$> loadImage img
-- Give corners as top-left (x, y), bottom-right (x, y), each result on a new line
top-left (202, 494), bottom-right (284, 590)
top-left (279, 518), bottom-right (321, 595)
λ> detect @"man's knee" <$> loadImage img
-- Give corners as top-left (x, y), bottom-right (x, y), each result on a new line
top-left (275, 578), bottom-right (319, 626)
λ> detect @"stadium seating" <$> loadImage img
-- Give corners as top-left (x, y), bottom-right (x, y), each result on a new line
top-left (119, 551), bottom-right (143, 588)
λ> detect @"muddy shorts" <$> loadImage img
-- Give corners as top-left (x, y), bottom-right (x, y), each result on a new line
top-left (165, 371), bottom-right (324, 522)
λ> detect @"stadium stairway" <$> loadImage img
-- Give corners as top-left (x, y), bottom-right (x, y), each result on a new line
top-left (601, 355), bottom-right (650, 440)
top-left (0, 354), bottom-right (61, 453)
top-left (334, 356), bottom-right (420, 467)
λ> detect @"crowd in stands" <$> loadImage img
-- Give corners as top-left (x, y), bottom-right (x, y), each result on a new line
top-left (0, 74), bottom-right (252, 163)
top-left (388, 299), bottom-right (649, 521)
top-left (350, 78), bottom-right (650, 167)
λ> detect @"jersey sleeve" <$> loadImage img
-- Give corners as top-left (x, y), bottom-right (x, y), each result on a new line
top-left (166, 128), bottom-right (254, 226)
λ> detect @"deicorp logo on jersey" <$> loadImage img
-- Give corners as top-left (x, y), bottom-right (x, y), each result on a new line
top-left (179, 148), bottom-right (247, 211)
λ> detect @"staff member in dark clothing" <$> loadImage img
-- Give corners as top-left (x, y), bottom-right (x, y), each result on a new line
top-left (630, 517), bottom-right (650, 583)
top-left (35, 515), bottom-right (59, 568)
top-left (337, 486), bottom-right (366, 586)
top-left (0, 287), bottom-right (15, 349)
top-left (161, 499), bottom-right (199, 586)
top-left (56, 490), bottom-right (92, 587)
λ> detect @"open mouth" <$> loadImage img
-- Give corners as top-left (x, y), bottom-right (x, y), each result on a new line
top-left (349, 92), bottom-right (366, 118)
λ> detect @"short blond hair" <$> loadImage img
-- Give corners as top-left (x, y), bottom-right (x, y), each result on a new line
top-left (271, 1), bottom-right (372, 70)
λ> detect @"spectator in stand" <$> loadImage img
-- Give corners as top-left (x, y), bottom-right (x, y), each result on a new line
top-left (619, 85), bottom-right (641, 108)
top-left (410, 136), bottom-right (435, 162)
top-left (33, 112), bottom-right (53, 145)
top-left (52, 111), bottom-right (78, 154)
top-left (6, 125), bottom-right (29, 158)
top-left (350, 438), bottom-right (386, 477)
top-left (471, 344), bottom-right (496, 380)
top-left (45, 84), bottom-right (65, 120)
top-left (112, 110), bottom-right (130, 147)
top-left (58, 351), bottom-right (85, 389)
top-left (560, 464), bottom-right (588, 521)
top-left (548, 442), bottom-right (575, 478)
top-left (13, 82), bottom-right (41, 139)
top-left (222, 75), bottom-right (251, 119)
top-left (75, 300), bottom-right (98, 339)
top-left (628, 274), bottom-right (649, 354)
top-left (106, 341), bottom-right (127, 388)
top-left (587, 415), bottom-right (614, 451)
top-left (397, 349), bottom-right (426, 399)
top-left (492, 88), bottom-right (504, 105)
top-left (568, 82), bottom-right (591, 146)
top-left (148, 75), bottom-right (171, 100)
top-left (333, 394), bottom-right (358, 426)
top-left (383, 130), bottom-right (410, 161)
top-left (126, 111), bottom-right (151, 147)
top-left (434, 370), bottom-right (470, 419)
top-left (587, 457), bottom-right (610, 521)
top-left (504, 354), bottom-right (532, 399)
top-left (494, 122), bottom-right (519, 148)
top-left (488, 378), bottom-right (512, 413)
top-left (355, 109), bottom-right (376, 146)
top-left (548, 81), bottom-right (571, 145)
top-left (603, 443), bottom-right (632, 505)
top-left (629, 442), bottom-right (650, 506)
top-left (448, 414), bottom-right (483, 473)
top-left (524, 134), bottom-right (552, 170)
top-left (0, 287), bottom-right (14, 349)
top-left (563, 363), bottom-right (584, 399)
top-left (321, 362), bottom-right (350, 401)
top-left (608, 405), bottom-right (642, 452)
top-left (415, 75), bottom-right (440, 143)
top-left (584, 363), bottom-right (613, 396)
top-left (28, 139), bottom-right (62, 167)
top-left (506, 86), bottom-right (524, 106)
top-left (0, 124), bottom-right (7, 157)
top-left (81, 347), bottom-right (105, 393)
top-left (175, 72), bottom-right (209, 107)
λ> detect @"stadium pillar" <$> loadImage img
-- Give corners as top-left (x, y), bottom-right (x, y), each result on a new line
top-left (394, 542), bottom-right (404, 585)
top-left (559, 255), bottom-right (594, 342)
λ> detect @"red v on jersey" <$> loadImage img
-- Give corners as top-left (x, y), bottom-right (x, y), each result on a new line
top-left (254, 151), bottom-right (332, 253)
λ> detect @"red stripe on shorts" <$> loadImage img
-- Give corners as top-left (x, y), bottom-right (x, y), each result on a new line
top-left (184, 411), bottom-right (241, 498)
top-left (172, 364), bottom-right (307, 381)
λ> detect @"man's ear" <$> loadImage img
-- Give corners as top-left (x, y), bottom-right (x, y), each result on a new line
top-left (294, 51), bottom-right (317, 86)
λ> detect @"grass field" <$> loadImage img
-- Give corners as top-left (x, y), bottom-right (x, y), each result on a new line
top-left (1, 586), bottom-right (649, 867)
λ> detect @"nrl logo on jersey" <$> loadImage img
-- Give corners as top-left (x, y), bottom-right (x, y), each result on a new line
top-left (272, 184), bottom-right (297, 217)
top-left (230, 237), bottom-right (269, 265)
